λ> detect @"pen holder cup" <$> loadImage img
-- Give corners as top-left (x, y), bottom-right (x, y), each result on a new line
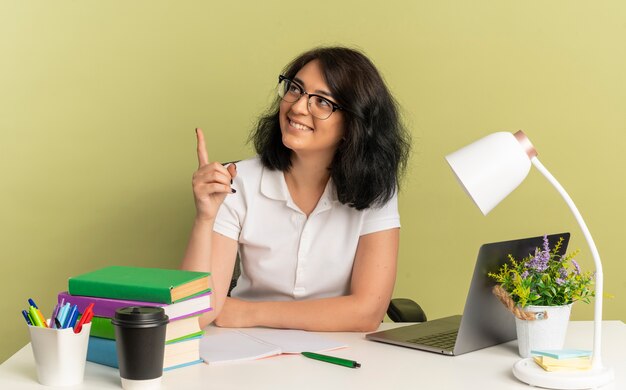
top-left (28, 322), bottom-right (91, 386)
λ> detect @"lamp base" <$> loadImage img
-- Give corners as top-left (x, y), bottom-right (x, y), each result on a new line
top-left (512, 358), bottom-right (614, 389)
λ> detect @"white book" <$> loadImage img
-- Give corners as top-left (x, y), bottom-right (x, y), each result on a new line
top-left (200, 326), bottom-right (347, 364)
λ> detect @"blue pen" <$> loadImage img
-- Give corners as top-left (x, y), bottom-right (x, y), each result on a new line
top-left (63, 305), bottom-right (78, 329)
top-left (57, 303), bottom-right (70, 328)
top-left (21, 310), bottom-right (33, 325)
top-left (28, 298), bottom-right (38, 309)
top-left (68, 308), bottom-right (80, 329)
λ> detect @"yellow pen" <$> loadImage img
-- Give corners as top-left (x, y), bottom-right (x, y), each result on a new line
top-left (27, 298), bottom-right (48, 327)
top-left (29, 306), bottom-right (44, 327)
top-left (35, 308), bottom-right (49, 327)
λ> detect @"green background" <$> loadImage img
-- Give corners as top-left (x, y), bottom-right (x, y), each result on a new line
top-left (1, 1), bottom-right (625, 362)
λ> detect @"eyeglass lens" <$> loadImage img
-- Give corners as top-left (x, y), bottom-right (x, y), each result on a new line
top-left (277, 78), bottom-right (334, 120)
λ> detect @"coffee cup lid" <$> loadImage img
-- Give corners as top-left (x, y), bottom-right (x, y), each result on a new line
top-left (112, 306), bottom-right (169, 328)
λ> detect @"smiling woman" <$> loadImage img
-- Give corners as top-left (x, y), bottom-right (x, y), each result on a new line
top-left (181, 46), bottom-right (411, 332)
top-left (278, 60), bottom-right (347, 164)
top-left (255, 47), bottom-right (411, 210)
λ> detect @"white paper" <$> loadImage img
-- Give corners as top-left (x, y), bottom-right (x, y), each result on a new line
top-left (239, 328), bottom-right (346, 354)
top-left (200, 327), bottom-right (346, 364)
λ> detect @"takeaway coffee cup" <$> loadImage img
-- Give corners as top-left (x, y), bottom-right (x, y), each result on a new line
top-left (112, 306), bottom-right (169, 390)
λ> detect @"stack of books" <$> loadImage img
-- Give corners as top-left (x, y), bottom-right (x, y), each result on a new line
top-left (60, 266), bottom-right (211, 371)
top-left (531, 349), bottom-right (593, 372)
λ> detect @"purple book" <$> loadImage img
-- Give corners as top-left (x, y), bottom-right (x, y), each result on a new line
top-left (58, 291), bottom-right (211, 321)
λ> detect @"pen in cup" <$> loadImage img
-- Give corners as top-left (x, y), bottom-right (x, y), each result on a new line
top-left (74, 303), bottom-right (94, 334)
top-left (28, 298), bottom-right (49, 328)
top-left (50, 302), bottom-right (61, 328)
top-left (22, 310), bottom-right (33, 326)
top-left (64, 305), bottom-right (78, 329)
top-left (28, 305), bottom-right (46, 328)
top-left (57, 303), bottom-right (71, 328)
top-left (22, 297), bottom-right (95, 331)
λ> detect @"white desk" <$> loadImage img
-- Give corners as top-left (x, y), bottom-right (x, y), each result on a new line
top-left (1, 321), bottom-right (624, 390)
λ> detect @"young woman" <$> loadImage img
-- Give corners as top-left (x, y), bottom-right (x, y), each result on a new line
top-left (182, 46), bottom-right (411, 332)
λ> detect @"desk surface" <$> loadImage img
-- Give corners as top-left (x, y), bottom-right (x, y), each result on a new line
top-left (1, 321), bottom-right (624, 390)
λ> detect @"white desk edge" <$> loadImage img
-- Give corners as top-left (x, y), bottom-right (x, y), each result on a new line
top-left (1, 321), bottom-right (624, 390)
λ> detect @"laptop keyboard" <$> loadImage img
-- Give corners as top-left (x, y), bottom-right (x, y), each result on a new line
top-left (407, 329), bottom-right (458, 350)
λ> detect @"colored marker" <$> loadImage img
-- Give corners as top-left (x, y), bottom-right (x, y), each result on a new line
top-left (28, 298), bottom-right (39, 309)
top-left (50, 303), bottom-right (60, 329)
top-left (74, 304), bottom-right (94, 334)
top-left (57, 303), bottom-right (70, 328)
top-left (64, 305), bottom-right (78, 329)
top-left (36, 308), bottom-right (48, 327)
top-left (54, 298), bottom-right (66, 328)
top-left (29, 306), bottom-right (44, 327)
top-left (22, 310), bottom-right (33, 325)
top-left (35, 306), bottom-right (49, 327)
top-left (301, 352), bottom-right (361, 368)
top-left (27, 311), bottom-right (36, 326)
top-left (68, 308), bottom-right (80, 329)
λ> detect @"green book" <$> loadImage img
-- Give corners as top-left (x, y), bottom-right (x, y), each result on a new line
top-left (89, 315), bottom-right (204, 344)
top-left (68, 266), bottom-right (210, 304)
top-left (90, 316), bottom-right (116, 340)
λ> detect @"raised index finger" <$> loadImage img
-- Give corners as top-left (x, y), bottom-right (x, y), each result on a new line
top-left (196, 128), bottom-right (209, 167)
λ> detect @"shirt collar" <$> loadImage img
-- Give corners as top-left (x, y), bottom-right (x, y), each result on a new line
top-left (260, 167), bottom-right (289, 201)
top-left (260, 166), bottom-right (339, 211)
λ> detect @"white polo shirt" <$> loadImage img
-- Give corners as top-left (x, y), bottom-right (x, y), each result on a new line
top-left (213, 157), bottom-right (400, 301)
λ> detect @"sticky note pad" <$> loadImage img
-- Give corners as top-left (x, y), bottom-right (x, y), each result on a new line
top-left (539, 356), bottom-right (591, 367)
top-left (533, 356), bottom-right (592, 372)
top-left (530, 349), bottom-right (592, 359)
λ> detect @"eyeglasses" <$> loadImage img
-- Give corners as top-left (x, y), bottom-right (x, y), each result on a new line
top-left (277, 75), bottom-right (343, 120)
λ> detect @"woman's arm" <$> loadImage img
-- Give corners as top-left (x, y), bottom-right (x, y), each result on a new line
top-left (182, 228), bottom-right (238, 328)
top-left (180, 128), bottom-right (238, 327)
top-left (214, 227), bottom-right (399, 332)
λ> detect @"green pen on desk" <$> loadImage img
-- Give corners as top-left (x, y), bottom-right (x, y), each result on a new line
top-left (301, 352), bottom-right (361, 368)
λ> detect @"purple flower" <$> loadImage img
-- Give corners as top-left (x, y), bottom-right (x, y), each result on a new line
top-left (572, 260), bottom-right (581, 275)
top-left (521, 270), bottom-right (529, 279)
top-left (556, 277), bottom-right (566, 286)
top-left (527, 248), bottom-right (550, 272)
top-left (559, 267), bottom-right (568, 279)
top-left (542, 235), bottom-right (550, 254)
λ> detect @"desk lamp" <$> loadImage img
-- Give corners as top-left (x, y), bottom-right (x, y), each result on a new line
top-left (445, 131), bottom-right (614, 389)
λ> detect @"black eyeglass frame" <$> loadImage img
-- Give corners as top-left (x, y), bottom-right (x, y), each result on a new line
top-left (277, 75), bottom-right (344, 119)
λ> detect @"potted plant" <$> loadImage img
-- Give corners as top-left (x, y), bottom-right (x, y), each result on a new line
top-left (488, 235), bottom-right (594, 357)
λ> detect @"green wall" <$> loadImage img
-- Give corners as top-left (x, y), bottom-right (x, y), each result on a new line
top-left (1, 1), bottom-right (625, 362)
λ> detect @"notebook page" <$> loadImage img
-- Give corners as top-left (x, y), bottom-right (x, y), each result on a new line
top-left (239, 328), bottom-right (347, 354)
top-left (200, 327), bottom-right (281, 364)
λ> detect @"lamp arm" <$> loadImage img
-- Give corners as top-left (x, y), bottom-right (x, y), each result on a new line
top-left (531, 157), bottom-right (604, 369)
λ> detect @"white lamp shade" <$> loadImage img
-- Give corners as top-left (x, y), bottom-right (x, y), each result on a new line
top-left (445, 132), bottom-right (532, 215)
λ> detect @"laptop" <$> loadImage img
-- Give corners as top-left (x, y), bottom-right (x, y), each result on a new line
top-left (366, 233), bottom-right (570, 356)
